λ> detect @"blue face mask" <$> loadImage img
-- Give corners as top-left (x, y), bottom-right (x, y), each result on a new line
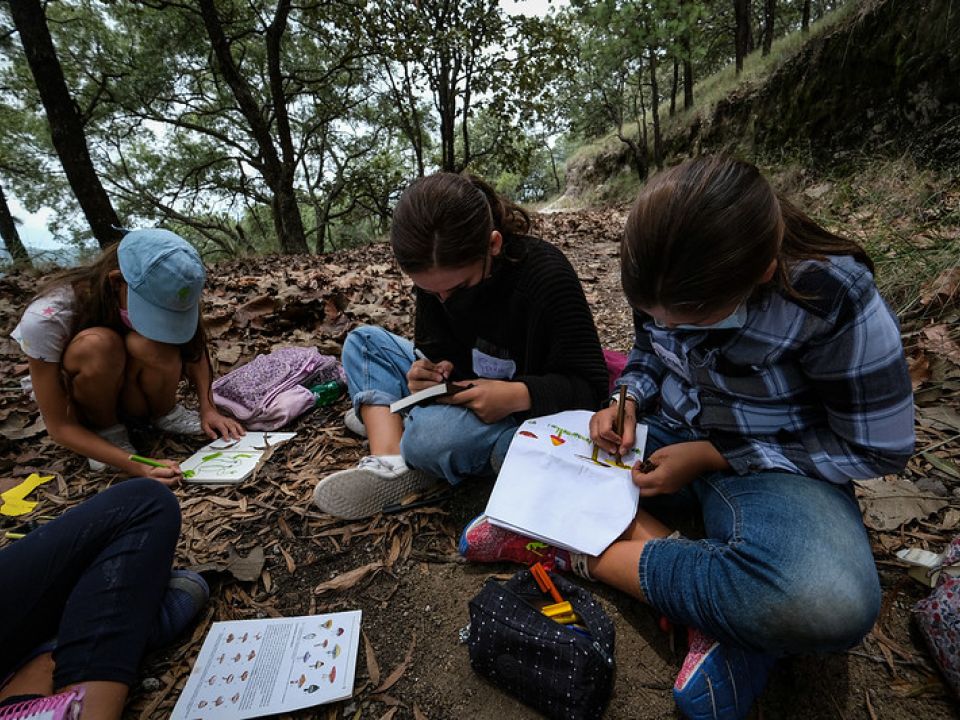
top-left (655, 302), bottom-right (748, 331)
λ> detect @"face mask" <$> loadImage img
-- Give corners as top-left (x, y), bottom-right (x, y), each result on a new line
top-left (655, 302), bottom-right (748, 331)
top-left (119, 308), bottom-right (135, 330)
top-left (440, 272), bottom-right (499, 317)
top-left (437, 252), bottom-right (500, 316)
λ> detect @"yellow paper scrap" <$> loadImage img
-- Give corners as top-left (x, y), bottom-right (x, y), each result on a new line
top-left (1, 473), bottom-right (54, 516)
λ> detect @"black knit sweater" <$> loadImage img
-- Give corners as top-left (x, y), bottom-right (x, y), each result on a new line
top-left (413, 235), bottom-right (608, 418)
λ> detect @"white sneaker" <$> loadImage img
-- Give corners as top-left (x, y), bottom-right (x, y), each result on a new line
top-left (312, 455), bottom-right (437, 519)
top-left (88, 424), bottom-right (136, 472)
top-left (154, 404), bottom-right (202, 435)
top-left (343, 408), bottom-right (367, 438)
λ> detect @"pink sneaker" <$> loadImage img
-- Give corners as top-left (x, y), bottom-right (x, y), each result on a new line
top-left (457, 514), bottom-right (571, 571)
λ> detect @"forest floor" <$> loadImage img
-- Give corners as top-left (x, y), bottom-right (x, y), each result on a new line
top-left (1, 160), bottom-right (960, 719)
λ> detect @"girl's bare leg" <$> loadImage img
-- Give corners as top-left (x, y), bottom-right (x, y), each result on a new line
top-left (0, 654), bottom-right (128, 720)
top-left (64, 681), bottom-right (127, 720)
top-left (61, 328), bottom-right (126, 429)
top-left (0, 652), bottom-right (54, 699)
top-left (361, 405), bottom-right (404, 456)
top-left (121, 333), bottom-right (182, 419)
top-left (587, 508), bottom-right (674, 601)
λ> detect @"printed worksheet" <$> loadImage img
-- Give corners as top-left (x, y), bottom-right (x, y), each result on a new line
top-left (171, 611), bottom-right (362, 719)
top-left (485, 410), bottom-right (648, 556)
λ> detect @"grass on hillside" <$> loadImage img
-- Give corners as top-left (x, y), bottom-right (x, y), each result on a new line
top-left (560, 1), bottom-right (863, 208)
top-left (797, 156), bottom-right (960, 320)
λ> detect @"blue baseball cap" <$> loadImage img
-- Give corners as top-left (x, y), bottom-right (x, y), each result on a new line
top-left (118, 229), bottom-right (206, 345)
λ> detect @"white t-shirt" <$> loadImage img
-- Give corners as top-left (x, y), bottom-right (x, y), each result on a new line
top-left (11, 287), bottom-right (77, 363)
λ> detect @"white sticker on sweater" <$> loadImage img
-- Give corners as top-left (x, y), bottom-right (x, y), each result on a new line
top-left (472, 348), bottom-right (516, 379)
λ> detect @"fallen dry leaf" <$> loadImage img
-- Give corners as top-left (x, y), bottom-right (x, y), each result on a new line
top-left (909, 352), bottom-right (931, 390)
top-left (922, 324), bottom-right (960, 366)
top-left (313, 562), bottom-right (381, 595)
top-left (0, 413), bottom-right (45, 441)
top-left (363, 630), bottom-right (381, 688)
top-left (920, 267), bottom-right (960, 307)
top-left (235, 295), bottom-right (277, 327)
top-left (217, 344), bottom-right (243, 364)
top-left (373, 633), bottom-right (416, 694)
top-left (855, 477), bottom-right (949, 531)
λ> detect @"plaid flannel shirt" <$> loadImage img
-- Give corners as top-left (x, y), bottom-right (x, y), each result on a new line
top-left (618, 254), bottom-right (915, 483)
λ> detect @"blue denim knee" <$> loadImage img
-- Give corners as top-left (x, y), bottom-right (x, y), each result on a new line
top-left (342, 326), bottom-right (415, 411)
top-left (639, 470), bottom-right (880, 656)
top-left (400, 404), bottom-right (517, 484)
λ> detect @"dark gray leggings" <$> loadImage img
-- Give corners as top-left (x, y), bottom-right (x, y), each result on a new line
top-left (0, 478), bottom-right (180, 688)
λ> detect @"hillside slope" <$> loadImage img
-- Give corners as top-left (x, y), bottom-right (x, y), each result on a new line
top-left (694, 0), bottom-right (960, 164)
top-left (565, 0), bottom-right (960, 195)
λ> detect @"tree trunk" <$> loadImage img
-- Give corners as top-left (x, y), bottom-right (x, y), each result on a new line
top-left (670, 56), bottom-right (679, 116)
top-left (265, 0), bottom-right (309, 254)
top-left (802, 0), bottom-right (811, 31)
top-left (9, 0), bottom-right (122, 249)
top-left (621, 136), bottom-right (648, 182)
top-left (543, 137), bottom-right (562, 193)
top-left (197, 0), bottom-right (308, 254)
top-left (734, 0), bottom-right (750, 74)
top-left (0, 183), bottom-right (32, 268)
top-left (680, 14), bottom-right (694, 110)
top-left (436, 53), bottom-right (458, 173)
top-left (762, 0), bottom-right (775, 55)
top-left (647, 46), bottom-right (663, 170)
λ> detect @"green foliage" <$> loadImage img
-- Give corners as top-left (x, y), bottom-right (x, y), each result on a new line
top-left (0, 0), bottom-right (859, 254)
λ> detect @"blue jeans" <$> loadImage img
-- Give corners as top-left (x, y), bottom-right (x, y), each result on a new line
top-left (342, 326), bottom-right (517, 484)
top-left (637, 417), bottom-right (881, 656)
top-left (0, 479), bottom-right (180, 688)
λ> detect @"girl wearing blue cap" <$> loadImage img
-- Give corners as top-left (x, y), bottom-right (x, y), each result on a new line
top-left (11, 229), bottom-right (243, 481)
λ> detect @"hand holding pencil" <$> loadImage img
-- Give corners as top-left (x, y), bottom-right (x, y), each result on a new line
top-left (588, 386), bottom-right (638, 458)
top-left (406, 347), bottom-right (454, 391)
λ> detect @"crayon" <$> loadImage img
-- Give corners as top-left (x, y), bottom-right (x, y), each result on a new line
top-left (129, 454), bottom-right (166, 468)
top-left (614, 384), bottom-right (627, 464)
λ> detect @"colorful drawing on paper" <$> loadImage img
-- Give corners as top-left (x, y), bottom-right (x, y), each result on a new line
top-left (181, 451), bottom-right (260, 481)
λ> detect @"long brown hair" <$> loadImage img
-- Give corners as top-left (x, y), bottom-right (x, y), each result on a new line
top-left (37, 241), bottom-right (207, 363)
top-left (621, 155), bottom-right (873, 312)
top-left (390, 172), bottom-right (531, 273)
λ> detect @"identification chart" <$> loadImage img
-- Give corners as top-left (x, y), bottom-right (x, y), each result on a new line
top-left (171, 611), bottom-right (361, 719)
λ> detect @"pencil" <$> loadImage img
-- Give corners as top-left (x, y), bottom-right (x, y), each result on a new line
top-left (129, 454), bottom-right (166, 468)
top-left (614, 385), bottom-right (627, 464)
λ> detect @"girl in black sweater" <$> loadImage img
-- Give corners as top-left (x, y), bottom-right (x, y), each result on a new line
top-left (313, 173), bottom-right (607, 519)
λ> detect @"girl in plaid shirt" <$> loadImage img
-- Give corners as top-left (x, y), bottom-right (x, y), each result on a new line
top-left (461, 156), bottom-right (914, 720)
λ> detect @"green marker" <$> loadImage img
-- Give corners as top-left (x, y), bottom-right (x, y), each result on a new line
top-left (129, 454), bottom-right (166, 468)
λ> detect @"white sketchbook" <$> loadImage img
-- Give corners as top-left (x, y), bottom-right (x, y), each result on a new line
top-left (484, 410), bottom-right (648, 556)
top-left (389, 382), bottom-right (470, 413)
top-left (171, 611), bottom-right (362, 720)
top-left (182, 432), bottom-right (296, 485)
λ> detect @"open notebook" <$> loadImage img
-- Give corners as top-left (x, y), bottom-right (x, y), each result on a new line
top-left (181, 432), bottom-right (296, 485)
top-left (484, 410), bottom-right (648, 556)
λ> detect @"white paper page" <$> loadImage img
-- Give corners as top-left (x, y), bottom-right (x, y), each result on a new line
top-left (171, 611), bottom-right (362, 720)
top-left (181, 449), bottom-right (263, 484)
top-left (205, 432), bottom-right (297, 452)
top-left (485, 410), bottom-right (647, 556)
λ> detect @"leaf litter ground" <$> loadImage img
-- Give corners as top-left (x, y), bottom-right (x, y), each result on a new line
top-left (1, 203), bottom-right (960, 719)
